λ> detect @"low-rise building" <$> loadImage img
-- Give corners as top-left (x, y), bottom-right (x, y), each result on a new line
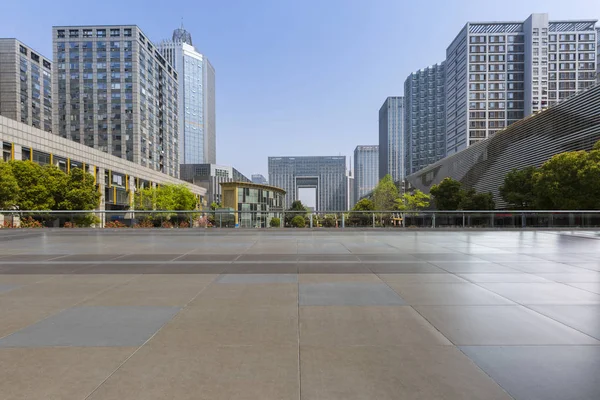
top-left (1, 115), bottom-right (206, 218)
top-left (220, 181), bottom-right (285, 228)
top-left (180, 163), bottom-right (250, 205)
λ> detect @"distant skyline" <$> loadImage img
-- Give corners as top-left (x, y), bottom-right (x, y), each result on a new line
top-left (2, 0), bottom-right (599, 178)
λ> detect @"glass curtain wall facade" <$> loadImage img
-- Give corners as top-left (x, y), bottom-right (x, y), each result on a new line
top-left (353, 145), bottom-right (379, 202)
top-left (251, 174), bottom-right (268, 184)
top-left (52, 25), bottom-right (179, 177)
top-left (404, 63), bottom-right (446, 175)
top-left (378, 96), bottom-right (404, 181)
top-left (0, 39), bottom-right (52, 132)
top-left (445, 13), bottom-right (597, 156)
top-left (159, 27), bottom-right (216, 165)
top-left (268, 156), bottom-right (347, 211)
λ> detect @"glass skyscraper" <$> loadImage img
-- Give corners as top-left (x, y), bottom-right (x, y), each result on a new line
top-left (268, 156), bottom-right (347, 211)
top-left (353, 145), bottom-right (379, 202)
top-left (378, 96), bottom-right (404, 181)
top-left (52, 25), bottom-right (179, 177)
top-left (404, 63), bottom-right (446, 175)
top-left (159, 25), bottom-right (216, 165)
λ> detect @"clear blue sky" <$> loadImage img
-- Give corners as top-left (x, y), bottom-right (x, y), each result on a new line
top-left (2, 0), bottom-right (599, 179)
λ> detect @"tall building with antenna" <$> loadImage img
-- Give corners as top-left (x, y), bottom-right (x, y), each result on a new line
top-left (159, 23), bottom-right (216, 165)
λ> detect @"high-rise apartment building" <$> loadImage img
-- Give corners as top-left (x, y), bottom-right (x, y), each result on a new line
top-left (404, 63), bottom-right (446, 175)
top-left (52, 25), bottom-right (180, 177)
top-left (159, 25), bottom-right (216, 165)
top-left (268, 156), bottom-right (347, 211)
top-left (0, 39), bottom-right (52, 132)
top-left (353, 145), bottom-right (379, 202)
top-left (378, 96), bottom-right (404, 181)
top-left (445, 13), bottom-right (597, 155)
top-left (597, 28), bottom-right (600, 82)
top-left (251, 174), bottom-right (268, 184)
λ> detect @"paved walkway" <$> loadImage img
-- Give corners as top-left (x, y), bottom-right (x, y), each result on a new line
top-left (0, 230), bottom-right (599, 400)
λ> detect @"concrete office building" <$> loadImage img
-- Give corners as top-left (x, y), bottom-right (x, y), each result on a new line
top-left (268, 156), bottom-right (347, 211)
top-left (1, 115), bottom-right (206, 218)
top-left (180, 163), bottom-right (249, 204)
top-left (445, 13), bottom-right (597, 155)
top-left (251, 174), bottom-right (268, 184)
top-left (379, 96), bottom-right (404, 181)
top-left (354, 145), bottom-right (379, 202)
top-left (404, 63), bottom-right (446, 175)
top-left (52, 25), bottom-right (180, 177)
top-left (0, 39), bottom-right (53, 132)
top-left (405, 82), bottom-right (600, 207)
top-left (159, 25), bottom-right (216, 164)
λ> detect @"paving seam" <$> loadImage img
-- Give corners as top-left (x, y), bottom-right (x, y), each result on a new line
top-left (463, 279), bottom-right (600, 343)
top-left (386, 273), bottom-right (519, 400)
top-left (82, 273), bottom-right (218, 400)
top-left (296, 260), bottom-right (302, 400)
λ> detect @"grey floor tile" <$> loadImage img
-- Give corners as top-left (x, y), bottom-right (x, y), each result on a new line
top-left (478, 282), bottom-right (600, 305)
top-left (0, 284), bottom-right (20, 294)
top-left (415, 305), bottom-right (599, 345)
top-left (527, 304), bottom-right (600, 340)
top-left (299, 282), bottom-right (405, 306)
top-left (365, 262), bottom-right (446, 274)
top-left (461, 346), bottom-right (600, 400)
top-left (458, 273), bottom-right (551, 283)
top-left (0, 306), bottom-right (180, 347)
top-left (216, 274), bottom-right (297, 284)
top-left (431, 262), bottom-right (520, 274)
top-left (388, 282), bottom-right (514, 305)
top-left (565, 282), bottom-right (600, 294)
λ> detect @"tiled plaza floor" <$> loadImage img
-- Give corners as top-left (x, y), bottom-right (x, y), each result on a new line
top-left (0, 229), bottom-right (599, 399)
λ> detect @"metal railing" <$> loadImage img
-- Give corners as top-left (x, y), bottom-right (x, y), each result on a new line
top-left (1, 210), bottom-right (600, 229)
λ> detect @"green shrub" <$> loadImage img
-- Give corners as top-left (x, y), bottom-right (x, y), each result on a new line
top-left (290, 215), bottom-right (305, 228)
top-left (269, 217), bottom-right (281, 227)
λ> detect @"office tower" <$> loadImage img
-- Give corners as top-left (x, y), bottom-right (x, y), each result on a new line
top-left (0, 39), bottom-right (52, 132)
top-left (445, 13), bottom-right (597, 155)
top-left (346, 169), bottom-right (355, 210)
top-left (404, 63), bottom-right (446, 175)
top-left (268, 156), bottom-right (347, 211)
top-left (354, 145), bottom-right (379, 202)
top-left (251, 174), bottom-right (268, 184)
top-left (52, 25), bottom-right (180, 177)
top-left (159, 25), bottom-right (216, 165)
top-left (379, 96), bottom-right (404, 181)
top-left (180, 163), bottom-right (250, 204)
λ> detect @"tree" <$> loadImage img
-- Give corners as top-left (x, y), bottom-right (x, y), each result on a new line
top-left (460, 189), bottom-right (495, 210)
top-left (269, 217), bottom-right (281, 228)
top-left (353, 198), bottom-right (375, 211)
top-left (135, 184), bottom-right (197, 211)
top-left (8, 160), bottom-right (54, 210)
top-left (43, 165), bottom-right (69, 210)
top-left (0, 161), bottom-right (18, 209)
top-left (430, 178), bottom-right (463, 210)
top-left (372, 174), bottom-right (399, 210)
top-left (58, 168), bottom-right (100, 210)
top-left (290, 215), bottom-right (306, 228)
top-left (533, 150), bottom-right (600, 209)
top-left (395, 190), bottom-right (430, 211)
top-left (349, 198), bottom-right (374, 226)
top-left (286, 200), bottom-right (307, 226)
top-left (499, 167), bottom-right (537, 209)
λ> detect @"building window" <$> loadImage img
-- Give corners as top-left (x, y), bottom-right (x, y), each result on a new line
top-left (110, 29), bottom-right (120, 37)
top-left (69, 29), bottom-right (79, 38)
